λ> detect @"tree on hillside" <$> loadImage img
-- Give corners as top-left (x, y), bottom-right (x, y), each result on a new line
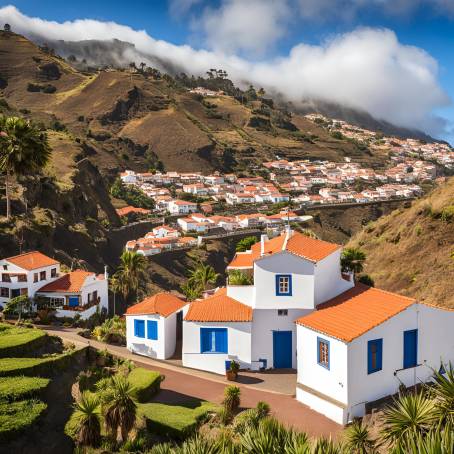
top-left (73, 392), bottom-right (102, 447)
top-left (0, 116), bottom-right (51, 219)
top-left (113, 251), bottom-right (147, 304)
top-left (236, 236), bottom-right (257, 252)
top-left (139, 62), bottom-right (146, 73)
top-left (3, 295), bottom-right (32, 322)
top-left (341, 247), bottom-right (366, 275)
top-left (188, 262), bottom-right (220, 290)
top-left (180, 280), bottom-right (203, 302)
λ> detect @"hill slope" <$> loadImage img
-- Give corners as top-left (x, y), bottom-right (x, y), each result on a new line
top-left (348, 177), bottom-right (454, 308)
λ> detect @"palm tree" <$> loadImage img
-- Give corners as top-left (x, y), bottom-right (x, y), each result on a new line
top-left (180, 280), bottom-right (203, 301)
top-left (341, 247), bottom-right (366, 275)
top-left (344, 420), bottom-right (376, 453)
top-left (113, 250), bottom-right (147, 304)
top-left (381, 392), bottom-right (436, 449)
top-left (222, 385), bottom-right (241, 414)
top-left (428, 363), bottom-right (454, 431)
top-left (104, 375), bottom-right (137, 442)
top-left (73, 392), bottom-right (102, 447)
top-left (0, 116), bottom-right (51, 219)
top-left (188, 262), bottom-right (219, 290)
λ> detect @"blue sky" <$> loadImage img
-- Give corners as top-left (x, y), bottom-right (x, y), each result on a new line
top-left (1, 0), bottom-right (453, 143)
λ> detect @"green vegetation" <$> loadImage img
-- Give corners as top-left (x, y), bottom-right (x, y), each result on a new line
top-left (140, 400), bottom-right (217, 440)
top-left (110, 178), bottom-right (155, 210)
top-left (128, 367), bottom-right (163, 403)
top-left (0, 399), bottom-right (47, 442)
top-left (0, 115), bottom-right (51, 219)
top-left (2, 296), bottom-right (33, 322)
top-left (235, 236), bottom-right (257, 252)
top-left (188, 262), bottom-right (220, 290)
top-left (341, 247), bottom-right (366, 275)
top-left (113, 250), bottom-right (148, 304)
top-left (71, 392), bottom-right (102, 447)
top-left (228, 270), bottom-right (253, 285)
top-left (92, 315), bottom-right (126, 345)
top-left (0, 323), bottom-right (48, 358)
top-left (0, 376), bottom-right (50, 401)
top-left (180, 280), bottom-right (203, 301)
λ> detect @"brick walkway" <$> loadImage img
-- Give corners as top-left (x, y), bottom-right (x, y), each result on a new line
top-left (45, 327), bottom-right (342, 438)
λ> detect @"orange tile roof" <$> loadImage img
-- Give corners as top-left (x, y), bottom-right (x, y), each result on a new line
top-left (126, 293), bottom-right (187, 317)
top-left (227, 231), bottom-right (340, 269)
top-left (185, 291), bottom-right (253, 322)
top-left (116, 206), bottom-right (150, 217)
top-left (6, 251), bottom-right (59, 271)
top-left (296, 284), bottom-right (416, 342)
top-left (37, 270), bottom-right (93, 293)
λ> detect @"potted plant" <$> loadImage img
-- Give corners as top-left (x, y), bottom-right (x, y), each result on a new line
top-left (226, 360), bottom-right (240, 381)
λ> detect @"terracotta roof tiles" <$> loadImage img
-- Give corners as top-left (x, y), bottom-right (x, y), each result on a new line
top-left (126, 293), bottom-right (187, 317)
top-left (37, 270), bottom-right (92, 293)
top-left (6, 251), bottom-right (59, 271)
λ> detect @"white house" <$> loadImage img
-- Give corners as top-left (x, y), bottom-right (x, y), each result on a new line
top-left (36, 270), bottom-right (109, 320)
top-left (0, 251), bottom-right (61, 309)
top-left (120, 170), bottom-right (137, 184)
top-left (295, 284), bottom-right (454, 424)
top-left (126, 293), bottom-right (188, 359)
top-left (168, 200), bottom-right (198, 215)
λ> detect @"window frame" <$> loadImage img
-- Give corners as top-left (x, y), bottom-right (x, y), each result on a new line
top-left (33, 273), bottom-right (39, 283)
top-left (0, 287), bottom-right (9, 298)
top-left (147, 320), bottom-right (158, 340)
top-left (134, 319), bottom-right (145, 338)
top-left (51, 268), bottom-right (57, 278)
top-left (317, 337), bottom-right (330, 370)
top-left (277, 309), bottom-right (288, 316)
top-left (403, 329), bottom-right (418, 369)
top-left (39, 271), bottom-right (46, 281)
top-left (200, 327), bottom-right (228, 354)
top-left (275, 274), bottom-right (292, 296)
top-left (367, 338), bottom-right (383, 374)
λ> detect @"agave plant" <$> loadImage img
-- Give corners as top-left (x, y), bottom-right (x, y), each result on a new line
top-left (222, 385), bottom-right (241, 414)
top-left (233, 401), bottom-right (271, 433)
top-left (282, 429), bottom-right (311, 454)
top-left (311, 437), bottom-right (343, 454)
top-left (390, 429), bottom-right (453, 454)
top-left (428, 363), bottom-right (454, 431)
top-left (344, 420), bottom-right (376, 453)
top-left (72, 392), bottom-right (102, 447)
top-left (147, 442), bottom-right (175, 454)
top-left (180, 435), bottom-right (219, 454)
top-left (381, 392), bottom-right (436, 449)
top-left (240, 417), bottom-right (290, 453)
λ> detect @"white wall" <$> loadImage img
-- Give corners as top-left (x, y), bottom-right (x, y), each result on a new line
top-left (182, 321), bottom-right (252, 375)
top-left (80, 277), bottom-right (109, 312)
top-left (313, 251), bottom-right (353, 305)
top-left (56, 304), bottom-right (98, 320)
top-left (254, 252), bottom-right (316, 309)
top-left (296, 325), bottom-right (349, 422)
top-left (252, 309), bottom-right (310, 369)
top-left (226, 285), bottom-right (255, 307)
top-left (126, 314), bottom-right (167, 359)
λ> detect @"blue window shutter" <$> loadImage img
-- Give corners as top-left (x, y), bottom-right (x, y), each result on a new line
top-left (200, 328), bottom-right (227, 353)
top-left (288, 275), bottom-right (292, 296)
top-left (215, 328), bottom-right (228, 353)
top-left (134, 319), bottom-right (145, 338)
top-left (147, 320), bottom-right (158, 340)
top-left (200, 328), bottom-right (211, 353)
top-left (368, 339), bottom-right (383, 374)
top-left (275, 275), bottom-right (279, 295)
top-left (404, 329), bottom-right (418, 368)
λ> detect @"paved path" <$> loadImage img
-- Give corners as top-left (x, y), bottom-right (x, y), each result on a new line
top-left (45, 326), bottom-right (341, 438)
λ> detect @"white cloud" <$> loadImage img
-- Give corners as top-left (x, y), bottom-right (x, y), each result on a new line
top-left (168, 0), bottom-right (202, 18)
top-left (0, 5), bottom-right (450, 136)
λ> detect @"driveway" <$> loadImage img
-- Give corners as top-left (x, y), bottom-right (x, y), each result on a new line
top-left (45, 326), bottom-right (341, 438)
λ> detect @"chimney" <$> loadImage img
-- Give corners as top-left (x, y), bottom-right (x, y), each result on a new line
top-left (260, 234), bottom-right (267, 256)
top-left (104, 265), bottom-right (109, 280)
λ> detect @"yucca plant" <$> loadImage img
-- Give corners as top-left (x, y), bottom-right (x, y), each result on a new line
top-left (344, 420), bottom-right (376, 453)
top-left (311, 437), bottom-right (343, 454)
top-left (180, 435), bottom-right (219, 454)
top-left (240, 417), bottom-right (289, 453)
top-left (283, 429), bottom-right (311, 454)
top-left (381, 392), bottom-right (436, 449)
top-left (104, 375), bottom-right (137, 442)
top-left (146, 442), bottom-right (175, 454)
top-left (233, 401), bottom-right (271, 432)
top-left (428, 363), bottom-right (454, 431)
top-left (73, 392), bottom-right (102, 447)
top-left (390, 429), bottom-right (453, 454)
top-left (222, 385), bottom-right (241, 414)
top-left (213, 428), bottom-right (237, 454)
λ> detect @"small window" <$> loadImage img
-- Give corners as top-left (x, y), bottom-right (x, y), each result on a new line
top-left (147, 320), bottom-right (158, 340)
top-left (2, 265), bottom-right (7, 270)
top-left (134, 319), bottom-right (145, 338)
top-left (275, 274), bottom-right (292, 296)
top-left (317, 337), bottom-right (330, 369)
top-left (33, 273), bottom-right (39, 283)
top-left (368, 339), bottom-right (383, 374)
top-left (278, 309), bottom-right (288, 316)
top-left (403, 329), bottom-right (418, 369)
top-left (0, 287), bottom-right (9, 298)
top-left (40, 271), bottom-right (46, 281)
top-left (1, 274), bottom-right (10, 283)
top-left (200, 328), bottom-right (228, 353)
top-left (51, 268), bottom-right (57, 278)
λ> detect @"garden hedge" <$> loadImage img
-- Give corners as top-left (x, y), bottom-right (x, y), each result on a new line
top-left (128, 367), bottom-right (164, 403)
top-left (0, 324), bottom-right (48, 358)
top-left (0, 376), bottom-right (50, 401)
top-left (0, 347), bottom-right (87, 377)
top-left (0, 399), bottom-right (47, 442)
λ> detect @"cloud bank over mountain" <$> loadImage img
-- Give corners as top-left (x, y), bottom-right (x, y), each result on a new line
top-left (0, 5), bottom-right (451, 137)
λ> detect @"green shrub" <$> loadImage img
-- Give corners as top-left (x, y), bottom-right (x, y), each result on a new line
top-left (0, 399), bottom-right (47, 442)
top-left (440, 205), bottom-right (454, 223)
top-left (0, 347), bottom-right (87, 377)
top-left (128, 368), bottom-right (164, 403)
top-left (0, 376), bottom-right (50, 401)
top-left (0, 324), bottom-right (48, 358)
top-left (140, 401), bottom-right (217, 440)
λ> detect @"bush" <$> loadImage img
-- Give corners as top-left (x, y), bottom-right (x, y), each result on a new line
top-left (0, 399), bottom-right (47, 442)
top-left (140, 400), bottom-right (217, 440)
top-left (440, 206), bottom-right (454, 223)
top-left (0, 324), bottom-right (48, 358)
top-left (128, 368), bottom-right (164, 403)
top-left (0, 376), bottom-right (50, 401)
top-left (110, 178), bottom-right (155, 210)
top-left (0, 347), bottom-right (87, 377)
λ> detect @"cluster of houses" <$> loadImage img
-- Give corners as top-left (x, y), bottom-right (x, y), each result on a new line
top-left (124, 229), bottom-right (454, 425)
top-left (0, 251), bottom-right (108, 319)
top-left (188, 87), bottom-right (224, 97)
top-left (305, 114), bottom-right (454, 169)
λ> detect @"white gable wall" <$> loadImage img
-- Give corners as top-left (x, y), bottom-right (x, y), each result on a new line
top-left (127, 314), bottom-right (167, 359)
top-left (182, 321), bottom-right (252, 374)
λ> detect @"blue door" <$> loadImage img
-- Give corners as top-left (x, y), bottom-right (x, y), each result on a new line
top-left (403, 329), bottom-right (418, 368)
top-left (68, 296), bottom-right (79, 307)
top-left (273, 331), bottom-right (292, 368)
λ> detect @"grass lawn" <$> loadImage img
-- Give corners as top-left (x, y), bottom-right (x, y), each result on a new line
top-left (0, 324), bottom-right (47, 357)
top-left (128, 367), bottom-right (163, 403)
top-left (139, 400), bottom-right (218, 439)
top-left (0, 399), bottom-right (47, 442)
top-left (0, 376), bottom-right (50, 401)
